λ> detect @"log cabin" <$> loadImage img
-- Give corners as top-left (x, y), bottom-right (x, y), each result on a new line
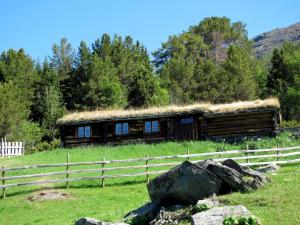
top-left (57, 98), bottom-right (281, 147)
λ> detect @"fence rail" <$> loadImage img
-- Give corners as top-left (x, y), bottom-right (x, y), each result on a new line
top-left (1, 145), bottom-right (300, 198)
top-left (0, 138), bottom-right (24, 158)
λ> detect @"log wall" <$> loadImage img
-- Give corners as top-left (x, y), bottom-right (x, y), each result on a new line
top-left (60, 110), bottom-right (279, 147)
top-left (204, 110), bottom-right (278, 138)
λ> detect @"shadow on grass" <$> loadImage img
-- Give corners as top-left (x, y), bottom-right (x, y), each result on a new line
top-left (3, 179), bottom-right (147, 198)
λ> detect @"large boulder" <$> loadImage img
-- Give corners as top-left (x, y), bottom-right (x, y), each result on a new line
top-left (74, 218), bottom-right (128, 225)
top-left (123, 202), bottom-right (160, 225)
top-left (197, 159), bottom-right (269, 193)
top-left (147, 161), bottom-right (222, 205)
top-left (191, 205), bottom-right (252, 225)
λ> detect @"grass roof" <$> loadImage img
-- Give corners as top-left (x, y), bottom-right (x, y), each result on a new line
top-left (57, 98), bottom-right (280, 125)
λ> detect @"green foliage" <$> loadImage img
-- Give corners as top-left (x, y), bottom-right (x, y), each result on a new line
top-left (280, 120), bottom-right (300, 128)
top-left (0, 81), bottom-right (30, 139)
top-left (192, 203), bottom-right (210, 213)
top-left (50, 38), bottom-right (75, 109)
top-left (10, 121), bottom-right (43, 143)
top-left (266, 43), bottom-right (300, 120)
top-left (154, 16), bottom-right (257, 104)
top-left (85, 55), bottom-right (126, 108)
top-left (223, 215), bottom-right (260, 225)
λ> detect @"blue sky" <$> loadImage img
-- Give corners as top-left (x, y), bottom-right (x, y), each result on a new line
top-left (1, 0), bottom-right (300, 61)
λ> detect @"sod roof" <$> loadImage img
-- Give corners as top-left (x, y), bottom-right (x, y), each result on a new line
top-left (57, 98), bottom-right (280, 125)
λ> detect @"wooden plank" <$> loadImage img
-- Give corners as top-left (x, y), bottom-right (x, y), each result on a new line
top-left (0, 170), bottom-right (169, 189)
top-left (1, 160), bottom-right (111, 172)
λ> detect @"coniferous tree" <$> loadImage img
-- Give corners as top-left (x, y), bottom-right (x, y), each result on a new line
top-left (50, 38), bottom-right (75, 109)
top-left (85, 55), bottom-right (126, 108)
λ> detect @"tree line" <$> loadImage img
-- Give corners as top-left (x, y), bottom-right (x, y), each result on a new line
top-left (0, 16), bottom-right (299, 149)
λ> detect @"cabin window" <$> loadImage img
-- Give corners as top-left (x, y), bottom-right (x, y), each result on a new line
top-left (180, 117), bottom-right (194, 124)
top-left (115, 123), bottom-right (129, 135)
top-left (78, 126), bottom-right (91, 138)
top-left (144, 120), bottom-right (160, 133)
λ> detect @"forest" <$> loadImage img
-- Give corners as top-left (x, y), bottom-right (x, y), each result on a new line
top-left (0, 17), bottom-right (299, 151)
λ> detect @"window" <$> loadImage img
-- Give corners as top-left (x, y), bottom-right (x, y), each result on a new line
top-left (180, 117), bottom-right (194, 124)
top-left (115, 123), bottom-right (129, 135)
top-left (144, 120), bottom-right (160, 133)
top-left (78, 126), bottom-right (91, 138)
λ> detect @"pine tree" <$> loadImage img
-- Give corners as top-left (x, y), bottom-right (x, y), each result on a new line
top-left (50, 38), bottom-right (75, 109)
top-left (85, 55), bottom-right (126, 108)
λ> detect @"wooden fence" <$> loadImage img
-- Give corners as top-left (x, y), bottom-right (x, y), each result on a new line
top-left (1, 145), bottom-right (300, 198)
top-left (0, 138), bottom-right (24, 158)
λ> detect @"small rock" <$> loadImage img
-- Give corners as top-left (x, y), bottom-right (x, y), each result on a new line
top-left (196, 198), bottom-right (220, 208)
top-left (123, 202), bottom-right (160, 225)
top-left (191, 205), bottom-right (251, 225)
top-left (74, 218), bottom-right (128, 225)
top-left (256, 163), bottom-right (280, 173)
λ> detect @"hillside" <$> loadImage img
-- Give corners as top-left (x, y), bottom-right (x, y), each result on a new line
top-left (253, 22), bottom-right (300, 57)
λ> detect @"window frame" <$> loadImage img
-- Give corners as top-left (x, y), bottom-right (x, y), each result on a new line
top-left (115, 122), bottom-right (129, 136)
top-left (144, 120), bottom-right (160, 133)
top-left (77, 126), bottom-right (91, 139)
top-left (180, 117), bottom-right (194, 125)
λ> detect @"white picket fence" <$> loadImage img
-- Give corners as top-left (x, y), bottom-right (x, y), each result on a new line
top-left (0, 138), bottom-right (24, 158)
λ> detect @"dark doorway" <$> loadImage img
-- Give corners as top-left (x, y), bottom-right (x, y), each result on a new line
top-left (172, 116), bottom-right (199, 140)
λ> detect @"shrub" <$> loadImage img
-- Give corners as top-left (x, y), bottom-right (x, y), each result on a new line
top-left (223, 215), bottom-right (260, 225)
top-left (192, 203), bottom-right (210, 214)
top-left (281, 120), bottom-right (300, 128)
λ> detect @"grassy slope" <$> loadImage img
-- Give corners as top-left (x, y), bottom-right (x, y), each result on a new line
top-left (0, 132), bottom-right (299, 225)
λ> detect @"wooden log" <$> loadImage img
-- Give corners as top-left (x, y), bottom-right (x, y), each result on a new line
top-left (146, 155), bottom-right (149, 183)
top-left (1, 160), bottom-right (111, 172)
top-left (0, 170), bottom-right (169, 189)
top-left (1, 166), bottom-right (5, 198)
top-left (101, 157), bottom-right (105, 188)
top-left (66, 153), bottom-right (70, 189)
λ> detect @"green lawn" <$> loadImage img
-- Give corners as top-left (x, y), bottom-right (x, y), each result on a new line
top-left (0, 132), bottom-right (299, 225)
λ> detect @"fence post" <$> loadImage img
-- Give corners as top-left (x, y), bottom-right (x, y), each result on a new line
top-left (277, 143), bottom-right (280, 161)
top-left (246, 145), bottom-right (249, 163)
top-left (22, 142), bottom-right (25, 155)
top-left (1, 138), bottom-right (3, 158)
top-left (66, 153), bottom-right (70, 189)
top-left (1, 166), bottom-right (5, 198)
top-left (186, 149), bottom-right (190, 161)
top-left (145, 155), bottom-right (149, 183)
top-left (101, 157), bottom-right (105, 188)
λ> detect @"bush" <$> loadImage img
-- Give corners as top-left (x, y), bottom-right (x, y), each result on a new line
top-left (281, 120), bottom-right (300, 128)
top-left (223, 215), bottom-right (260, 225)
top-left (192, 203), bottom-right (210, 214)
top-left (28, 138), bottom-right (61, 153)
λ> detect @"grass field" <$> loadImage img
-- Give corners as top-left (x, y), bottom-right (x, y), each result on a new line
top-left (0, 132), bottom-right (299, 225)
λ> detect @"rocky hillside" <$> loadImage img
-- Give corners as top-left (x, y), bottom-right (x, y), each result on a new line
top-left (253, 22), bottom-right (300, 57)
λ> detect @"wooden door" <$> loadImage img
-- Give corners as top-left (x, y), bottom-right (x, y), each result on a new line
top-left (172, 117), bottom-right (198, 140)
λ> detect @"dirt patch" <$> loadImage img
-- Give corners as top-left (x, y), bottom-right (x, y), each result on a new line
top-left (27, 190), bottom-right (71, 202)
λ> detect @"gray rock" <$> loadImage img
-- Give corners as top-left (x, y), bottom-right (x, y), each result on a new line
top-left (197, 159), bottom-right (251, 193)
top-left (197, 159), bottom-right (269, 192)
top-left (123, 202), bottom-right (160, 225)
top-left (147, 161), bottom-right (222, 205)
top-left (196, 198), bottom-right (220, 208)
top-left (253, 22), bottom-right (300, 57)
top-left (256, 163), bottom-right (280, 173)
top-left (191, 205), bottom-right (251, 225)
top-left (222, 159), bottom-right (269, 189)
top-left (74, 218), bottom-right (128, 225)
